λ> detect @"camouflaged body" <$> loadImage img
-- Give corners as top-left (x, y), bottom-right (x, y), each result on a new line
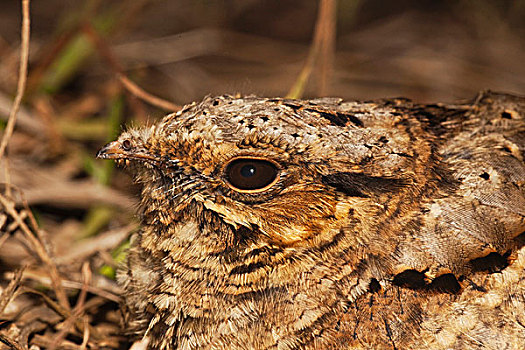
top-left (100, 91), bottom-right (525, 349)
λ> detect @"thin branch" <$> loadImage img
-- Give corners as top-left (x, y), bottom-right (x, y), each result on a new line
top-left (117, 73), bottom-right (181, 112)
top-left (82, 23), bottom-right (181, 112)
top-left (0, 0), bottom-right (31, 160)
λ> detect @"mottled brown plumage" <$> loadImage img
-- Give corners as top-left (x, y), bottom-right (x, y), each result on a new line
top-left (97, 91), bottom-right (525, 349)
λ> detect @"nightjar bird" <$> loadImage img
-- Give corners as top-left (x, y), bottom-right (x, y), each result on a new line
top-left (97, 91), bottom-right (525, 350)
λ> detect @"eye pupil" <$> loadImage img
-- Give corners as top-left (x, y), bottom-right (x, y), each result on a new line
top-left (122, 139), bottom-right (132, 151)
top-left (226, 158), bottom-right (279, 191)
top-left (240, 165), bottom-right (256, 177)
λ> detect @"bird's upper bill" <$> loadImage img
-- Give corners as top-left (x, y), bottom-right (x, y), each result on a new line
top-left (96, 139), bottom-right (158, 163)
top-left (96, 140), bottom-right (127, 160)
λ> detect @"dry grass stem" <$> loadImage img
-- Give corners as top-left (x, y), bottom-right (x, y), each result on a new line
top-left (118, 73), bottom-right (181, 112)
top-left (0, 0), bottom-right (31, 161)
top-left (48, 262), bottom-right (92, 350)
top-left (0, 333), bottom-right (25, 350)
top-left (0, 92), bottom-right (46, 136)
top-left (0, 193), bottom-right (71, 311)
top-left (80, 317), bottom-right (90, 350)
top-left (0, 267), bottom-right (24, 315)
top-left (287, 0), bottom-right (337, 98)
top-left (2, 157), bottom-right (11, 199)
top-left (0, 231), bottom-right (8, 250)
top-left (317, 0), bottom-right (336, 95)
top-left (4, 269), bottom-right (122, 303)
top-left (15, 286), bottom-right (71, 321)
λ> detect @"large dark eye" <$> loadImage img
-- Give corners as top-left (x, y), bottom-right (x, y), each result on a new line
top-left (121, 139), bottom-right (132, 151)
top-left (225, 158), bottom-right (279, 192)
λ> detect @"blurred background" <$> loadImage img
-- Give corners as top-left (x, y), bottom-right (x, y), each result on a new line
top-left (2, 0), bottom-right (525, 103)
top-left (0, 0), bottom-right (524, 349)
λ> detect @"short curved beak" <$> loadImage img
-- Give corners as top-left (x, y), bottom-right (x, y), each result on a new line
top-left (96, 141), bottom-right (126, 159)
top-left (97, 141), bottom-right (160, 163)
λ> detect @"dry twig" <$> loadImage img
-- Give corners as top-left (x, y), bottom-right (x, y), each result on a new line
top-left (117, 73), bottom-right (181, 112)
top-left (82, 23), bottom-right (181, 112)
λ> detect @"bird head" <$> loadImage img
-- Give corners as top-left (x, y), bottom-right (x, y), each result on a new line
top-left (98, 95), bottom-right (416, 248)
